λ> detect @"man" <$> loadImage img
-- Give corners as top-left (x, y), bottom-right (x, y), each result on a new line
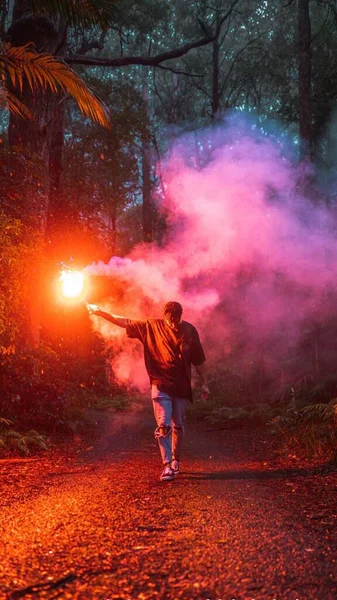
top-left (86, 301), bottom-right (209, 481)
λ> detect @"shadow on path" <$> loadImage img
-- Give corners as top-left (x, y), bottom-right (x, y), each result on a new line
top-left (182, 464), bottom-right (334, 481)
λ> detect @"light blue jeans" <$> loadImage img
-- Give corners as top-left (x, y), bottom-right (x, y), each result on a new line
top-left (151, 384), bottom-right (187, 465)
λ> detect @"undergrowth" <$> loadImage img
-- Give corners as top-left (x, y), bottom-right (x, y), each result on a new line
top-left (190, 369), bottom-right (337, 460)
top-left (0, 417), bottom-right (48, 455)
top-left (268, 400), bottom-right (337, 458)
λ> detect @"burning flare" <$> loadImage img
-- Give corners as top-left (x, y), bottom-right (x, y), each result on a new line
top-left (59, 269), bottom-right (84, 299)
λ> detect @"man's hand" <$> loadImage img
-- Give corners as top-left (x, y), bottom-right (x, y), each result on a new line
top-left (201, 383), bottom-right (210, 401)
top-left (86, 303), bottom-right (100, 314)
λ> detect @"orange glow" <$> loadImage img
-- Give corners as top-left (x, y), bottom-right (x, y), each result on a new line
top-left (59, 269), bottom-right (85, 300)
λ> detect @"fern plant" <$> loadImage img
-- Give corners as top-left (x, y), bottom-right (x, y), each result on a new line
top-left (0, 417), bottom-right (48, 455)
top-left (0, 42), bottom-right (110, 127)
top-left (269, 400), bottom-right (337, 457)
top-left (205, 403), bottom-right (277, 428)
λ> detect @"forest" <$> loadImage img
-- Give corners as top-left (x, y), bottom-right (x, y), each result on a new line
top-left (1, 0), bottom-right (337, 458)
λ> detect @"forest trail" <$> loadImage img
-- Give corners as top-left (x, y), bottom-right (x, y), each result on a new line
top-left (1, 409), bottom-right (337, 600)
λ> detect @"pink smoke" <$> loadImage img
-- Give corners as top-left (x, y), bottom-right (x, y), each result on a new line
top-left (85, 118), bottom-right (337, 392)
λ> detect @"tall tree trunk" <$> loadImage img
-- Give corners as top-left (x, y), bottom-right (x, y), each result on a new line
top-left (211, 37), bottom-right (220, 121)
top-left (7, 1), bottom-right (66, 346)
top-left (7, 1), bottom-right (66, 231)
top-left (108, 204), bottom-right (117, 256)
top-left (0, 0), bottom-right (7, 37)
top-left (142, 79), bottom-right (153, 243)
top-left (142, 129), bottom-right (152, 243)
top-left (47, 98), bottom-right (66, 239)
top-left (211, 0), bottom-right (223, 122)
top-left (298, 0), bottom-right (313, 159)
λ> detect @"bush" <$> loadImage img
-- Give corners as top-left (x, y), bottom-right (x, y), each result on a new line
top-left (205, 403), bottom-right (277, 428)
top-left (0, 341), bottom-right (132, 436)
top-left (0, 212), bottom-right (43, 348)
top-left (268, 399), bottom-right (337, 457)
top-left (0, 417), bottom-right (48, 455)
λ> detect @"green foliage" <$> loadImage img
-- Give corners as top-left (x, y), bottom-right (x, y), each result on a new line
top-left (206, 365), bottom-right (254, 405)
top-left (92, 393), bottom-right (129, 412)
top-left (0, 143), bottom-right (48, 219)
top-left (59, 77), bottom-right (146, 254)
top-left (30, 0), bottom-right (117, 29)
top-left (0, 337), bottom-right (131, 437)
top-left (108, 0), bottom-right (169, 37)
top-left (0, 212), bottom-right (44, 347)
top-left (271, 375), bottom-right (337, 409)
top-left (0, 344), bottom-right (72, 431)
top-left (269, 400), bottom-right (337, 457)
top-left (0, 417), bottom-right (48, 455)
top-left (205, 403), bottom-right (277, 428)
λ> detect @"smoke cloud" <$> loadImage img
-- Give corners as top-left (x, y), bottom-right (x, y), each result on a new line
top-left (85, 116), bottom-right (337, 395)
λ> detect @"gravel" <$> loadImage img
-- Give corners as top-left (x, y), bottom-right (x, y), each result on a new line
top-left (0, 409), bottom-right (337, 600)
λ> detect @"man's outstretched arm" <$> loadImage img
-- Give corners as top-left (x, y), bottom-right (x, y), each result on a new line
top-left (86, 304), bottom-right (129, 328)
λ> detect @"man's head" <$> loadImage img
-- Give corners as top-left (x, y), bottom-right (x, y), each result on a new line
top-left (163, 301), bottom-right (183, 331)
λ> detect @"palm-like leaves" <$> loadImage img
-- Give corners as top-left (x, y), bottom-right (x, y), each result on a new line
top-left (30, 0), bottom-right (116, 28)
top-left (0, 43), bottom-right (111, 128)
top-left (0, 84), bottom-right (33, 119)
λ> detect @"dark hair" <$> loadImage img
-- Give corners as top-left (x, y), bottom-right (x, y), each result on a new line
top-left (163, 301), bottom-right (183, 320)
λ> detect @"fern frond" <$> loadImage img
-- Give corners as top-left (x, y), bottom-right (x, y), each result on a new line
top-left (300, 403), bottom-right (335, 422)
top-left (0, 417), bottom-right (13, 427)
top-left (17, 438), bottom-right (30, 455)
top-left (5, 429), bottom-right (21, 439)
top-left (27, 430), bottom-right (48, 447)
top-left (18, 431), bottom-right (48, 451)
top-left (269, 400), bottom-right (337, 457)
top-left (0, 43), bottom-right (111, 128)
top-left (0, 85), bottom-right (33, 119)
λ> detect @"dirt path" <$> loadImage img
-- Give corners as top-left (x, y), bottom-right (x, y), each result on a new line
top-left (0, 410), bottom-right (337, 600)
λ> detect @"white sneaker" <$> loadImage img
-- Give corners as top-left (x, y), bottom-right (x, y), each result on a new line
top-left (170, 459), bottom-right (180, 475)
top-left (160, 465), bottom-right (175, 481)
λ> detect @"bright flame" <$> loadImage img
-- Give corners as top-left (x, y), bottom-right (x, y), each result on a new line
top-left (60, 270), bottom-right (84, 299)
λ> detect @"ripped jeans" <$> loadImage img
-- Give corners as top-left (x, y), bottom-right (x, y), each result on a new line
top-left (151, 384), bottom-right (187, 465)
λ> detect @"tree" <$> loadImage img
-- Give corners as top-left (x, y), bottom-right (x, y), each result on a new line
top-left (298, 0), bottom-right (313, 157)
top-left (0, 42), bottom-right (111, 127)
top-left (3, 0), bottom-right (240, 242)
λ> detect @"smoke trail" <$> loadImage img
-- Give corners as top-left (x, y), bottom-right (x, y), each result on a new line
top-left (85, 116), bottom-right (337, 393)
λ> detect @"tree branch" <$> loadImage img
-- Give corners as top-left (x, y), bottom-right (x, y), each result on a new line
top-left (215, 0), bottom-right (241, 36)
top-left (76, 37), bottom-right (105, 55)
top-left (155, 64), bottom-right (204, 77)
top-left (219, 31), bottom-right (267, 97)
top-left (61, 35), bottom-right (216, 67)
top-left (60, 0), bottom-right (241, 68)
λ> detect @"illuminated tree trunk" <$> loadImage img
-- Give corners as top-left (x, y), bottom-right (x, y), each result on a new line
top-left (108, 205), bottom-right (117, 256)
top-left (142, 130), bottom-right (153, 243)
top-left (7, 1), bottom-right (66, 346)
top-left (142, 78), bottom-right (153, 243)
top-left (298, 0), bottom-right (313, 158)
top-left (47, 98), bottom-right (66, 238)
top-left (7, 1), bottom-right (66, 231)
